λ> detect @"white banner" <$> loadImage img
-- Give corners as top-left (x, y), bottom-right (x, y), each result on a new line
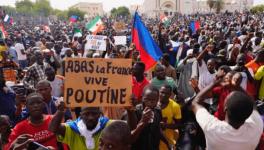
top-left (85, 35), bottom-right (107, 51)
top-left (114, 36), bottom-right (127, 45)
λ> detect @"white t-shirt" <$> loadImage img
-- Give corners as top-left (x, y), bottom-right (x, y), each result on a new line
top-left (14, 43), bottom-right (27, 60)
top-left (50, 76), bottom-right (64, 97)
top-left (198, 60), bottom-right (215, 90)
top-left (196, 108), bottom-right (263, 150)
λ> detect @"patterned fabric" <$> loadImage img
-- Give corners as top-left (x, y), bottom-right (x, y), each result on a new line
top-left (23, 62), bottom-right (49, 88)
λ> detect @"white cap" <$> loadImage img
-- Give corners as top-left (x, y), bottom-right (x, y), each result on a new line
top-left (187, 49), bottom-right (193, 56)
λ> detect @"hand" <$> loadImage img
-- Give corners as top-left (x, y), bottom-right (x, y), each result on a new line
top-left (125, 94), bottom-right (136, 111)
top-left (55, 98), bottom-right (65, 112)
top-left (205, 44), bottom-right (214, 52)
top-left (160, 121), bottom-right (167, 130)
top-left (189, 78), bottom-right (198, 89)
top-left (11, 134), bottom-right (33, 150)
top-left (139, 107), bottom-right (154, 126)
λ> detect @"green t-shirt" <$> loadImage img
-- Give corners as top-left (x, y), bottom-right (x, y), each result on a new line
top-left (57, 122), bottom-right (111, 150)
top-left (151, 77), bottom-right (176, 90)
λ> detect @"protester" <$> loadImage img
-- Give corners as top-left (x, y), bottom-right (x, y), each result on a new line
top-left (49, 104), bottom-right (111, 150)
top-left (126, 85), bottom-right (171, 150)
top-left (99, 120), bottom-right (131, 150)
top-left (23, 50), bottom-right (50, 90)
top-left (158, 84), bottom-right (181, 150)
top-left (6, 93), bottom-right (59, 150)
top-left (192, 83), bottom-right (263, 150)
top-left (132, 61), bottom-right (149, 102)
top-left (151, 64), bottom-right (176, 90)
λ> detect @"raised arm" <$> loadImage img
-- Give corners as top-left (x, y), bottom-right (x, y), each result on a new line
top-left (48, 101), bottom-right (66, 136)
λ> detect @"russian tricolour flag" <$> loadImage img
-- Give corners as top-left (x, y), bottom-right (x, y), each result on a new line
top-left (132, 12), bottom-right (162, 70)
top-left (190, 21), bottom-right (200, 34)
top-left (69, 15), bottom-right (78, 23)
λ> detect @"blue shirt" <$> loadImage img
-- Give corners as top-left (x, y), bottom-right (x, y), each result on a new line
top-left (0, 90), bottom-right (16, 123)
top-left (8, 46), bottom-right (18, 63)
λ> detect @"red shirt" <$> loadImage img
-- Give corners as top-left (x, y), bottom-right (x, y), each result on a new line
top-left (6, 115), bottom-right (58, 150)
top-left (132, 77), bottom-right (149, 101)
top-left (213, 86), bottom-right (232, 121)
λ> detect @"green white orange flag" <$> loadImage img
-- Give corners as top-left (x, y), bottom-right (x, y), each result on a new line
top-left (160, 14), bottom-right (170, 27)
top-left (0, 25), bottom-right (7, 39)
top-left (86, 16), bottom-right (104, 35)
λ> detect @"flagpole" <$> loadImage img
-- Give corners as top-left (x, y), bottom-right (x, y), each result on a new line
top-left (131, 7), bottom-right (138, 43)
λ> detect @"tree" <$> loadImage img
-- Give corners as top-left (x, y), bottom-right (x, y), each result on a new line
top-left (2, 6), bottom-right (16, 16)
top-left (110, 6), bottom-right (130, 18)
top-left (33, 0), bottom-right (52, 17)
top-left (207, 0), bottom-right (215, 12)
top-left (250, 4), bottom-right (264, 13)
top-left (67, 8), bottom-right (85, 20)
top-left (214, 0), bottom-right (224, 13)
top-left (15, 0), bottom-right (34, 15)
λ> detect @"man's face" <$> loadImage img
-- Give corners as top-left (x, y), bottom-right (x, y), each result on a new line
top-left (223, 73), bottom-right (233, 86)
top-left (36, 84), bottom-right (52, 101)
top-left (207, 60), bottom-right (216, 74)
top-left (45, 69), bottom-right (55, 81)
top-left (155, 67), bottom-right (166, 80)
top-left (231, 73), bottom-right (242, 87)
top-left (35, 52), bottom-right (44, 65)
top-left (142, 89), bottom-right (159, 109)
top-left (99, 133), bottom-right (129, 150)
top-left (159, 86), bottom-right (171, 104)
top-left (132, 63), bottom-right (143, 77)
top-left (81, 108), bottom-right (101, 130)
top-left (26, 96), bottom-right (44, 118)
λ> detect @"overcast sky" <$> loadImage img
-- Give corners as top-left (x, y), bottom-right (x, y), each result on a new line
top-left (0, 0), bottom-right (263, 12)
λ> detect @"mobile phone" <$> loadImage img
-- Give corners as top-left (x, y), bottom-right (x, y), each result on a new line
top-left (28, 142), bottom-right (49, 150)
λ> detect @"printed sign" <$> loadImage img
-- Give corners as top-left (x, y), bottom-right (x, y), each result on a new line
top-left (64, 58), bottom-right (132, 107)
top-left (85, 35), bottom-right (107, 51)
top-left (114, 36), bottom-right (127, 45)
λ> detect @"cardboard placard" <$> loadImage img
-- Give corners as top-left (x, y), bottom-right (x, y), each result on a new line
top-left (85, 35), bottom-right (107, 51)
top-left (114, 36), bottom-right (127, 45)
top-left (64, 58), bottom-right (132, 107)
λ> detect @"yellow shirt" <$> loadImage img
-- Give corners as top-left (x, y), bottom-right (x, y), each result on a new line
top-left (160, 99), bottom-right (182, 150)
top-left (255, 66), bottom-right (264, 100)
top-left (0, 45), bottom-right (7, 60)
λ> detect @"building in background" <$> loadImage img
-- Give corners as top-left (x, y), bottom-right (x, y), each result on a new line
top-left (142, 0), bottom-right (254, 17)
top-left (195, 0), bottom-right (254, 13)
top-left (71, 2), bottom-right (104, 19)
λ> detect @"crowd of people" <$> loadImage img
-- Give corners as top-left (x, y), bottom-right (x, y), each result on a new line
top-left (0, 7), bottom-right (264, 150)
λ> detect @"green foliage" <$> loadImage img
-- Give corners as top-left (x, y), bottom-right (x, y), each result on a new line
top-left (206, 0), bottom-right (224, 13)
top-left (33, 0), bottom-right (52, 17)
top-left (110, 6), bottom-right (130, 18)
top-left (214, 0), bottom-right (224, 13)
top-left (67, 7), bottom-right (85, 20)
top-left (207, 0), bottom-right (215, 11)
top-left (15, 0), bottom-right (34, 15)
top-left (4, 0), bottom-right (84, 21)
top-left (52, 9), bottom-right (67, 20)
top-left (250, 4), bottom-right (264, 13)
top-left (1, 6), bottom-right (16, 15)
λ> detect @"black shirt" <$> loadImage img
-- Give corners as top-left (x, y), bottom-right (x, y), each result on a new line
top-left (132, 104), bottom-right (162, 150)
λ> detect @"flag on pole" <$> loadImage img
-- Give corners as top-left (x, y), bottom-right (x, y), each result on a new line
top-left (86, 16), bottom-right (104, 35)
top-left (0, 25), bottom-right (7, 39)
top-left (160, 14), bottom-right (170, 26)
top-left (73, 28), bottom-right (82, 37)
top-left (132, 12), bottom-right (162, 70)
top-left (190, 21), bottom-right (200, 34)
top-left (69, 15), bottom-right (78, 23)
top-left (4, 14), bottom-right (9, 22)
